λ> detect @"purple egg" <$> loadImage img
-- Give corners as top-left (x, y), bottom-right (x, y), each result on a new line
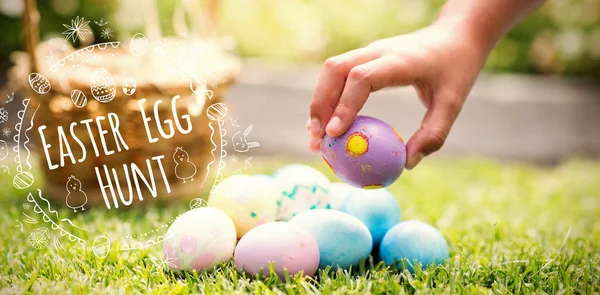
top-left (234, 222), bottom-right (320, 278)
top-left (320, 116), bottom-right (406, 189)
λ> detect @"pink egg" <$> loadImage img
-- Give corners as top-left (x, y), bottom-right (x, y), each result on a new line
top-left (234, 222), bottom-right (320, 278)
top-left (320, 115), bottom-right (406, 189)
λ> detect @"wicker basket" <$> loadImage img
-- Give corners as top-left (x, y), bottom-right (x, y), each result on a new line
top-left (12, 0), bottom-right (241, 207)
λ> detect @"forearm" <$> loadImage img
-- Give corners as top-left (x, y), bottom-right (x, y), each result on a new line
top-left (435, 0), bottom-right (546, 54)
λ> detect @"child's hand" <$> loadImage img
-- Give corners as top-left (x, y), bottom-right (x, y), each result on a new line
top-left (306, 24), bottom-right (485, 169)
top-left (306, 0), bottom-right (544, 170)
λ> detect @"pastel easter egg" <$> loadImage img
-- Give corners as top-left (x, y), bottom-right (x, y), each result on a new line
top-left (122, 77), bottom-right (136, 96)
top-left (234, 222), bottom-right (320, 278)
top-left (129, 33), bottom-right (148, 56)
top-left (321, 115), bottom-right (406, 189)
top-left (273, 164), bottom-right (332, 221)
top-left (13, 172), bottom-right (34, 189)
top-left (90, 68), bottom-right (116, 103)
top-left (326, 182), bottom-right (354, 210)
top-left (339, 187), bottom-right (400, 246)
top-left (289, 209), bottom-right (372, 270)
top-left (70, 90), bottom-right (88, 108)
top-left (206, 103), bottom-right (228, 121)
top-left (380, 220), bottom-right (449, 273)
top-left (208, 174), bottom-right (280, 238)
top-left (28, 73), bottom-right (51, 94)
top-left (163, 207), bottom-right (237, 272)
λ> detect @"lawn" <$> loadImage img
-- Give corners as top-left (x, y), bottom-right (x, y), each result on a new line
top-left (0, 157), bottom-right (599, 294)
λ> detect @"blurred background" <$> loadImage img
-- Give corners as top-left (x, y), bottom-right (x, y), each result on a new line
top-left (0, 0), bottom-right (599, 165)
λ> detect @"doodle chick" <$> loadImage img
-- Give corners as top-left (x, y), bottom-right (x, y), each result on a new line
top-left (65, 175), bottom-right (88, 212)
top-left (173, 147), bottom-right (197, 183)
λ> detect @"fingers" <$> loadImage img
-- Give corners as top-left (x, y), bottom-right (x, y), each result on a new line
top-left (326, 55), bottom-right (422, 137)
top-left (405, 95), bottom-right (463, 169)
top-left (309, 48), bottom-right (381, 140)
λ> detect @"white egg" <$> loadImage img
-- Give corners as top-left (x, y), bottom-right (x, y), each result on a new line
top-left (163, 207), bottom-right (237, 272)
top-left (273, 164), bottom-right (332, 221)
top-left (90, 68), bottom-right (116, 103)
top-left (122, 77), bottom-right (136, 96)
top-left (129, 33), bottom-right (148, 57)
top-left (208, 174), bottom-right (280, 238)
top-left (28, 73), bottom-right (51, 94)
top-left (70, 89), bottom-right (88, 108)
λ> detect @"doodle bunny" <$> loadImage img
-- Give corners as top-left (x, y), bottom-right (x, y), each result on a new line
top-left (174, 147), bottom-right (197, 183)
top-left (65, 176), bottom-right (87, 212)
top-left (232, 125), bottom-right (260, 152)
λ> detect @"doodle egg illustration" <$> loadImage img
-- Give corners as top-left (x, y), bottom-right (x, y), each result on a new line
top-left (122, 77), bottom-right (136, 96)
top-left (0, 139), bottom-right (7, 161)
top-left (90, 68), bottom-right (116, 103)
top-left (13, 172), bottom-right (34, 190)
top-left (92, 236), bottom-right (111, 259)
top-left (321, 115), bottom-right (406, 189)
top-left (206, 103), bottom-right (228, 120)
top-left (70, 90), bottom-right (88, 108)
top-left (129, 33), bottom-right (148, 56)
top-left (28, 73), bottom-right (51, 94)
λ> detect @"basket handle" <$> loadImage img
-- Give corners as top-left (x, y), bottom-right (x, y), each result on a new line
top-left (23, 0), bottom-right (40, 73)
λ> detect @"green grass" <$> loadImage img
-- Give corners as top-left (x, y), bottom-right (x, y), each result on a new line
top-left (1, 157), bottom-right (599, 294)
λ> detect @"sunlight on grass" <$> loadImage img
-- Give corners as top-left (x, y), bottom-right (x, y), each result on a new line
top-left (0, 157), bottom-right (599, 294)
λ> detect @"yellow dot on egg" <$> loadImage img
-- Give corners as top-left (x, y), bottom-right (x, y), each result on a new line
top-left (362, 184), bottom-right (383, 190)
top-left (345, 132), bottom-right (369, 157)
top-left (392, 128), bottom-right (404, 144)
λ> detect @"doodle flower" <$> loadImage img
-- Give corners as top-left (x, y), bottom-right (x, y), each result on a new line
top-left (28, 229), bottom-right (48, 250)
top-left (62, 16), bottom-right (92, 43)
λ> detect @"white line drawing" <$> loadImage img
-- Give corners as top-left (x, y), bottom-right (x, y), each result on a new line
top-left (0, 140), bottom-right (7, 161)
top-left (244, 157), bottom-right (253, 170)
top-left (4, 92), bottom-right (13, 104)
top-left (230, 155), bottom-right (238, 163)
top-left (94, 18), bottom-right (108, 26)
top-left (100, 27), bottom-right (113, 39)
top-left (14, 220), bottom-right (23, 232)
top-left (62, 16), bottom-right (92, 43)
top-left (28, 228), bottom-right (49, 250)
top-left (70, 90), bottom-right (88, 108)
top-left (0, 107), bottom-right (7, 124)
top-left (130, 33), bottom-right (148, 57)
top-left (13, 100), bottom-right (38, 190)
top-left (22, 203), bottom-right (30, 210)
top-left (206, 103), bottom-right (227, 120)
top-left (189, 198), bottom-right (208, 210)
top-left (232, 125), bottom-right (260, 152)
top-left (66, 175), bottom-right (88, 212)
top-left (92, 236), bottom-right (111, 259)
top-left (21, 212), bottom-right (37, 224)
top-left (230, 117), bottom-right (239, 127)
top-left (28, 73), bottom-right (51, 94)
top-left (27, 190), bottom-right (87, 245)
top-left (153, 41), bottom-right (219, 100)
top-left (122, 77), bottom-right (136, 96)
top-left (53, 237), bottom-right (66, 251)
top-left (233, 169), bottom-right (241, 175)
top-left (45, 51), bottom-right (55, 64)
top-left (119, 229), bottom-right (180, 251)
top-left (50, 42), bottom-right (121, 72)
top-left (90, 68), bottom-right (116, 103)
top-left (2, 127), bottom-right (11, 138)
top-left (1, 165), bottom-right (9, 175)
top-left (173, 147), bottom-right (197, 184)
top-left (150, 249), bottom-right (178, 273)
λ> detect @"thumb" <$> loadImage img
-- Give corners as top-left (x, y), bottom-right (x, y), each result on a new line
top-left (405, 97), bottom-right (462, 169)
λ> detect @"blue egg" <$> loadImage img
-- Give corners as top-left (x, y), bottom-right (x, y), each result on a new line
top-left (379, 220), bottom-right (449, 273)
top-left (289, 209), bottom-right (372, 270)
top-left (339, 186), bottom-right (400, 246)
